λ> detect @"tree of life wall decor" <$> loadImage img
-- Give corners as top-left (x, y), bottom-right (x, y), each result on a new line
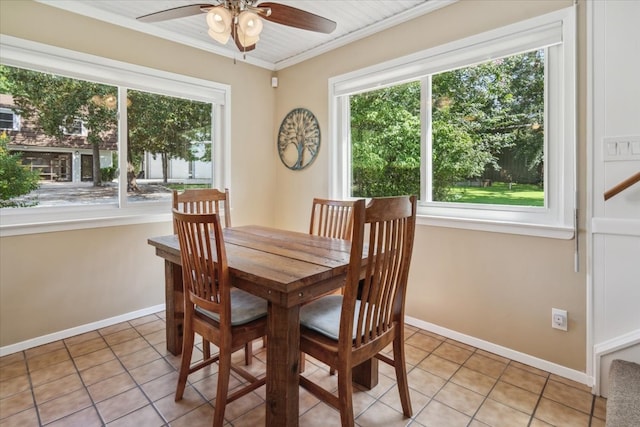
top-left (277, 108), bottom-right (320, 170)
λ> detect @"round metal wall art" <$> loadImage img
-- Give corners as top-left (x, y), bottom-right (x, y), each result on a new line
top-left (277, 108), bottom-right (320, 170)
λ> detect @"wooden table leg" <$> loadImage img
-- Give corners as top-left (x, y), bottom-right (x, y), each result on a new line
top-left (265, 302), bottom-right (300, 427)
top-left (353, 358), bottom-right (378, 389)
top-left (164, 260), bottom-right (184, 356)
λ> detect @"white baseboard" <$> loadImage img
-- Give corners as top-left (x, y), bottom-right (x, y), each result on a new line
top-left (0, 304), bottom-right (165, 357)
top-left (406, 316), bottom-right (593, 387)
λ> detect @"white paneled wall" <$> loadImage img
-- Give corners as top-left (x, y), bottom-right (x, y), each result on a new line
top-left (589, 0), bottom-right (640, 396)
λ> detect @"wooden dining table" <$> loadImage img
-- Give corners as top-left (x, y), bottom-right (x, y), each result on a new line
top-left (148, 225), bottom-right (378, 427)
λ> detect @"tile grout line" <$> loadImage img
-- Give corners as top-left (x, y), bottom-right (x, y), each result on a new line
top-left (34, 335), bottom-right (105, 426)
top-left (64, 334), bottom-right (113, 426)
top-left (589, 394), bottom-right (596, 427)
top-left (463, 347), bottom-right (502, 426)
top-left (527, 373), bottom-right (550, 427)
top-left (83, 316), bottom-right (167, 426)
top-left (116, 315), bottom-right (172, 426)
top-left (23, 349), bottom-right (45, 427)
top-left (410, 338), bottom-right (467, 423)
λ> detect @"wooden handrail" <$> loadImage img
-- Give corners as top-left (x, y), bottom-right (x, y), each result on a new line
top-left (604, 171), bottom-right (640, 201)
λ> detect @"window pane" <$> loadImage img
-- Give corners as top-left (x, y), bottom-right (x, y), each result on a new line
top-left (348, 50), bottom-right (545, 207)
top-left (431, 50), bottom-right (545, 206)
top-left (126, 90), bottom-right (213, 203)
top-left (350, 82), bottom-right (421, 198)
top-left (0, 107), bottom-right (17, 130)
top-left (1, 65), bottom-right (118, 208)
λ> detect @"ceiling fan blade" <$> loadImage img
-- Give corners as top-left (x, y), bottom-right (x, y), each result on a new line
top-left (258, 2), bottom-right (337, 34)
top-left (137, 4), bottom-right (215, 23)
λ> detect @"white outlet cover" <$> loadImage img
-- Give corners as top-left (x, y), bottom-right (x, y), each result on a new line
top-left (552, 308), bottom-right (568, 331)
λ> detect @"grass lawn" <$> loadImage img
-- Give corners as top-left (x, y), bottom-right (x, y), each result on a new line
top-left (449, 182), bottom-right (544, 206)
top-left (165, 183), bottom-right (211, 190)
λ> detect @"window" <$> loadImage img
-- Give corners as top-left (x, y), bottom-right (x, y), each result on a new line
top-left (126, 89), bottom-right (213, 204)
top-left (0, 107), bottom-right (20, 130)
top-left (62, 118), bottom-right (87, 136)
top-left (0, 37), bottom-right (230, 236)
top-left (329, 7), bottom-right (576, 238)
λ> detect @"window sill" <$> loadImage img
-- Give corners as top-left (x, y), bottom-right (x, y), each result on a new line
top-left (0, 204), bottom-right (172, 237)
top-left (417, 214), bottom-right (575, 239)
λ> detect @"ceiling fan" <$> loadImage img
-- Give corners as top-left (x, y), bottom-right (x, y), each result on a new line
top-left (137, 1), bottom-right (337, 52)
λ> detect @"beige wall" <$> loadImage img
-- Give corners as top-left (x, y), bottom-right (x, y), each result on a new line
top-left (273, 0), bottom-right (587, 371)
top-left (0, 223), bottom-right (171, 345)
top-left (1, 0), bottom-right (589, 373)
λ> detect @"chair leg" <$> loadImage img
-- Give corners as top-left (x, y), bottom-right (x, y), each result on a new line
top-left (337, 365), bottom-right (355, 427)
top-left (299, 351), bottom-right (306, 373)
top-left (175, 322), bottom-right (195, 401)
top-left (203, 339), bottom-right (211, 360)
top-left (393, 335), bottom-right (412, 417)
top-left (244, 341), bottom-right (253, 366)
top-left (213, 349), bottom-right (232, 427)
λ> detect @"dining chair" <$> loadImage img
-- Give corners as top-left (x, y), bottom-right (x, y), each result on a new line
top-left (299, 195), bottom-right (417, 426)
top-left (173, 210), bottom-right (267, 427)
top-left (302, 197), bottom-right (357, 373)
top-left (173, 188), bottom-right (256, 364)
top-left (172, 188), bottom-right (231, 229)
top-left (309, 198), bottom-right (356, 241)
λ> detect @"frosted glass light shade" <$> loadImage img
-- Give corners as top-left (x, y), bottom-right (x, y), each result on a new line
top-left (237, 11), bottom-right (263, 38)
top-left (236, 27), bottom-right (260, 47)
top-left (208, 28), bottom-right (230, 44)
top-left (206, 6), bottom-right (232, 33)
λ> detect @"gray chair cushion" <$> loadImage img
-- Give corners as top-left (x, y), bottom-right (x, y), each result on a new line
top-left (300, 295), bottom-right (363, 340)
top-left (196, 288), bottom-right (267, 326)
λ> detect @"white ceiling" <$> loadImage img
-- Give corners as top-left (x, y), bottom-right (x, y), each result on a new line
top-left (37, 0), bottom-right (455, 71)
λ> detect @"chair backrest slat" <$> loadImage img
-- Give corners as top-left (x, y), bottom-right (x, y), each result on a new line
top-left (173, 188), bottom-right (231, 233)
top-left (310, 198), bottom-right (356, 241)
top-left (342, 196), bottom-right (417, 349)
top-left (173, 209), bottom-right (231, 323)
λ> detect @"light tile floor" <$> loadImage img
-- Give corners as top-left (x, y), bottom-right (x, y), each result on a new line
top-left (0, 311), bottom-right (606, 426)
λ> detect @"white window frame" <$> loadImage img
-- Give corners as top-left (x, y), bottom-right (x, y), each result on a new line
top-left (61, 118), bottom-right (87, 136)
top-left (329, 7), bottom-right (576, 239)
top-left (0, 35), bottom-right (231, 237)
top-left (0, 107), bottom-right (20, 130)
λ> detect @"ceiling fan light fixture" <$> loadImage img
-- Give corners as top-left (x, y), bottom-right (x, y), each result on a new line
top-left (208, 28), bottom-right (231, 44)
top-left (236, 27), bottom-right (260, 48)
top-left (137, 1), bottom-right (337, 53)
top-left (206, 6), bottom-right (232, 34)
top-left (237, 11), bottom-right (263, 38)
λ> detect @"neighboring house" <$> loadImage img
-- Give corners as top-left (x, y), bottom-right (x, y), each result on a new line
top-left (140, 141), bottom-right (213, 182)
top-left (1, 94), bottom-right (211, 184)
top-left (0, 93), bottom-right (116, 183)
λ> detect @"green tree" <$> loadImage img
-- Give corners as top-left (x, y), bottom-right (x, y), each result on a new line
top-left (1, 65), bottom-right (213, 193)
top-left (0, 132), bottom-right (40, 206)
top-left (349, 49), bottom-right (544, 200)
top-left (127, 90), bottom-right (211, 189)
top-left (2, 65), bottom-right (117, 187)
top-left (432, 118), bottom-right (492, 201)
top-left (433, 50), bottom-right (544, 185)
top-left (350, 82), bottom-right (421, 197)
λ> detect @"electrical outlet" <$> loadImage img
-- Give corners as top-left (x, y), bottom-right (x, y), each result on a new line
top-left (552, 308), bottom-right (568, 331)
